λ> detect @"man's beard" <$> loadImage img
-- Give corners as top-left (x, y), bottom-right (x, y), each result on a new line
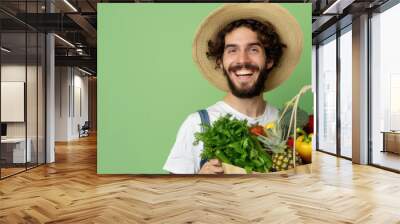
top-left (223, 64), bottom-right (270, 99)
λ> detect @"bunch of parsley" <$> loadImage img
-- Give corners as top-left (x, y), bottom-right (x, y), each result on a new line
top-left (194, 114), bottom-right (272, 173)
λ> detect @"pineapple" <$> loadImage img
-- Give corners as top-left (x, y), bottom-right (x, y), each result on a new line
top-left (257, 122), bottom-right (286, 153)
top-left (272, 148), bottom-right (302, 171)
top-left (258, 122), bottom-right (302, 172)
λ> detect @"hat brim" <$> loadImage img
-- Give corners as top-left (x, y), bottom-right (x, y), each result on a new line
top-left (192, 3), bottom-right (304, 92)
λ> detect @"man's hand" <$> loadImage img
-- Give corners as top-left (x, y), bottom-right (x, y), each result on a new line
top-left (198, 159), bottom-right (224, 174)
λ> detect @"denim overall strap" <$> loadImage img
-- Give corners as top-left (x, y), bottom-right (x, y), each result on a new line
top-left (198, 109), bottom-right (210, 169)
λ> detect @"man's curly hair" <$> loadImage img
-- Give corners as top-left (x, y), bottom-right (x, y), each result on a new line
top-left (207, 19), bottom-right (286, 69)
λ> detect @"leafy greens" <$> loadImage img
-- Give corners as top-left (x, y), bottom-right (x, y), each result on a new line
top-left (194, 114), bottom-right (272, 173)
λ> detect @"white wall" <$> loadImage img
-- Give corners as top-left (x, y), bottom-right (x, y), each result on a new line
top-left (1, 64), bottom-right (26, 81)
top-left (55, 67), bottom-right (89, 141)
top-left (1, 65), bottom-right (27, 141)
top-left (1, 65), bottom-right (40, 137)
top-left (55, 67), bottom-right (69, 141)
top-left (72, 73), bottom-right (89, 138)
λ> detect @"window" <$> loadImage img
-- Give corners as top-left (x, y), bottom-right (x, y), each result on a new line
top-left (371, 2), bottom-right (400, 171)
top-left (317, 35), bottom-right (337, 154)
top-left (339, 27), bottom-right (352, 158)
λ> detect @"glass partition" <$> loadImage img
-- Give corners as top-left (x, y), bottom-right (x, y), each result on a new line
top-left (27, 30), bottom-right (38, 170)
top-left (1, 31), bottom-right (28, 177)
top-left (38, 32), bottom-right (45, 165)
top-left (0, 1), bottom-right (46, 179)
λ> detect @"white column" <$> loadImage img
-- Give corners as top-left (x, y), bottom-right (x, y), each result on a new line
top-left (45, 1), bottom-right (55, 163)
top-left (352, 14), bottom-right (369, 164)
top-left (46, 33), bottom-right (55, 163)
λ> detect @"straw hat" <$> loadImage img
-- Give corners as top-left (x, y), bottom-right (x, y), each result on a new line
top-left (192, 3), bottom-right (303, 92)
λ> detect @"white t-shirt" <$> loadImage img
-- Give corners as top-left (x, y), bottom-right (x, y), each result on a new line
top-left (163, 101), bottom-right (279, 174)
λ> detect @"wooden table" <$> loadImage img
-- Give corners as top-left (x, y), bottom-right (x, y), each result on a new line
top-left (381, 131), bottom-right (400, 154)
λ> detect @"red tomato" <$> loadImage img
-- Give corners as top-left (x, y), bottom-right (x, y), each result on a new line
top-left (304, 114), bottom-right (314, 134)
top-left (287, 137), bottom-right (294, 148)
top-left (249, 125), bottom-right (265, 136)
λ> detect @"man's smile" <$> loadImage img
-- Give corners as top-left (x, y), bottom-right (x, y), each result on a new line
top-left (233, 69), bottom-right (255, 82)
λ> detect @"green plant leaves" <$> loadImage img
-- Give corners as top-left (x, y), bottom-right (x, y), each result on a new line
top-left (194, 114), bottom-right (272, 173)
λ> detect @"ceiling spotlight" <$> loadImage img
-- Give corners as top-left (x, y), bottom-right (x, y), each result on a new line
top-left (1, 47), bottom-right (11, 53)
top-left (76, 48), bottom-right (84, 55)
top-left (78, 67), bottom-right (93, 76)
top-left (54, 34), bottom-right (75, 48)
top-left (322, 0), bottom-right (355, 15)
top-left (63, 0), bottom-right (78, 12)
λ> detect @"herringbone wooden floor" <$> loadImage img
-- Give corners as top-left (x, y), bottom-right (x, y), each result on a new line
top-left (1, 134), bottom-right (400, 224)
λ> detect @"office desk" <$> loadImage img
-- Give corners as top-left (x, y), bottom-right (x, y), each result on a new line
top-left (1, 138), bottom-right (32, 163)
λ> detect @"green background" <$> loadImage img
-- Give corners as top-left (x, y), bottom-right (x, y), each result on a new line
top-left (98, 3), bottom-right (312, 174)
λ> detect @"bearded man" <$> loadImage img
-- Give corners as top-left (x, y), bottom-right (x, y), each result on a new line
top-left (163, 4), bottom-right (303, 174)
